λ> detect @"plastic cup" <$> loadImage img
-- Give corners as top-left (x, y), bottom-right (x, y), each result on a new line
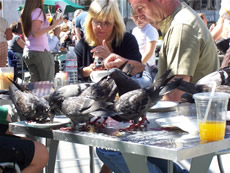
top-left (193, 92), bottom-right (230, 143)
top-left (48, 16), bottom-right (53, 24)
top-left (0, 67), bottom-right (14, 90)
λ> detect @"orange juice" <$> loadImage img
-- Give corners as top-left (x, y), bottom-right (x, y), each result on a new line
top-left (0, 72), bottom-right (14, 90)
top-left (199, 121), bottom-right (226, 142)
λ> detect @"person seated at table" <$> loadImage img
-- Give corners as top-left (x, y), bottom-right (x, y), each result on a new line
top-left (60, 25), bottom-right (73, 48)
top-left (0, 106), bottom-right (49, 173)
top-left (8, 21), bottom-right (25, 58)
top-left (8, 21), bottom-right (27, 81)
top-left (48, 26), bottom-right (61, 52)
top-left (74, 0), bottom-right (152, 87)
top-left (60, 15), bottom-right (72, 30)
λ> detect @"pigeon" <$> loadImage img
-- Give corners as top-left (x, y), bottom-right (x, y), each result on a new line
top-left (109, 69), bottom-right (182, 130)
top-left (61, 96), bottom-right (114, 130)
top-left (108, 68), bottom-right (141, 96)
top-left (8, 80), bottom-right (51, 122)
top-left (196, 66), bottom-right (230, 87)
top-left (178, 80), bottom-right (230, 103)
top-left (177, 66), bottom-right (230, 103)
top-left (48, 83), bottom-right (92, 114)
top-left (80, 75), bottom-right (117, 102)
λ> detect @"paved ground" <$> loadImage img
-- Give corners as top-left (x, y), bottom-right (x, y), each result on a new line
top-left (54, 141), bottom-right (230, 173)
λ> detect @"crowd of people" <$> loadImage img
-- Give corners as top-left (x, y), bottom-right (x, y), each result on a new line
top-left (1, 0), bottom-right (230, 172)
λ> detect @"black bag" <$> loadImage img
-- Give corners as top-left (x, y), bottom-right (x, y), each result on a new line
top-left (216, 38), bottom-right (230, 53)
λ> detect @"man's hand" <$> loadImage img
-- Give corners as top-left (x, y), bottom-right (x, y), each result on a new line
top-left (103, 53), bottom-right (127, 70)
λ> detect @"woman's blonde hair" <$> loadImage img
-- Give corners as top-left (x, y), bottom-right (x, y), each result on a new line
top-left (20, 0), bottom-right (46, 37)
top-left (84, 0), bottom-right (126, 47)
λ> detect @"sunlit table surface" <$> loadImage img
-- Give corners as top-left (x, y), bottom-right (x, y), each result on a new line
top-left (9, 104), bottom-right (230, 173)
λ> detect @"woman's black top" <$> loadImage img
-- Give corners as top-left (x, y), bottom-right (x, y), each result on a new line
top-left (74, 32), bottom-right (142, 81)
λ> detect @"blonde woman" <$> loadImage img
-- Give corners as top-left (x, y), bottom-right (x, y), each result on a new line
top-left (20, 0), bottom-right (61, 82)
top-left (74, 0), bottom-right (144, 82)
top-left (0, 1), bottom-right (12, 67)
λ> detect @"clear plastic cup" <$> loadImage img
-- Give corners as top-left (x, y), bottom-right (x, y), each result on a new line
top-left (0, 67), bottom-right (14, 90)
top-left (193, 92), bottom-right (230, 143)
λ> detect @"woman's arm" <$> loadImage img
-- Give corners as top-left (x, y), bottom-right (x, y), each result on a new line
top-left (31, 18), bottom-right (61, 38)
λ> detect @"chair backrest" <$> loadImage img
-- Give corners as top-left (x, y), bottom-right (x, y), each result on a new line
top-left (7, 50), bottom-right (26, 81)
top-left (8, 50), bottom-right (18, 67)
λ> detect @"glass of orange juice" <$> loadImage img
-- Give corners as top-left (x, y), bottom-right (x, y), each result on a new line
top-left (193, 92), bottom-right (230, 143)
top-left (0, 67), bottom-right (14, 90)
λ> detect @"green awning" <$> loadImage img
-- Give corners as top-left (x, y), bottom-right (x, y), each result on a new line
top-left (17, 0), bottom-right (84, 13)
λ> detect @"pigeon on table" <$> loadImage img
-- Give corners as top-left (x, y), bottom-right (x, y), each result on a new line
top-left (177, 66), bottom-right (230, 103)
top-left (108, 67), bottom-right (141, 96)
top-left (60, 96), bottom-right (114, 130)
top-left (57, 65), bottom-right (142, 130)
top-left (80, 75), bottom-right (117, 102)
top-left (8, 80), bottom-right (51, 122)
top-left (110, 69), bottom-right (182, 131)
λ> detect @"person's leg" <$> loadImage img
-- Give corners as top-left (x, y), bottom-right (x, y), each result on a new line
top-left (23, 50), bottom-right (41, 82)
top-left (147, 157), bottom-right (188, 173)
top-left (96, 148), bottom-right (163, 173)
top-left (132, 70), bottom-right (153, 88)
top-left (96, 148), bottom-right (130, 173)
top-left (22, 141), bottom-right (49, 173)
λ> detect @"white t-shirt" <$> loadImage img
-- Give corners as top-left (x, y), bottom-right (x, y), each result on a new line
top-left (219, 0), bottom-right (230, 38)
top-left (48, 34), bottom-right (60, 52)
top-left (132, 23), bottom-right (159, 66)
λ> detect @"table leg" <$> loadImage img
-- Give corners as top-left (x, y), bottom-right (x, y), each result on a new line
top-left (167, 160), bottom-right (174, 173)
top-left (89, 146), bottom-right (95, 173)
top-left (45, 139), bottom-right (59, 173)
top-left (122, 153), bottom-right (148, 173)
top-left (189, 153), bottom-right (214, 173)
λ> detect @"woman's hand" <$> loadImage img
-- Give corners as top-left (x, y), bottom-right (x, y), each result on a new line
top-left (51, 17), bottom-right (62, 29)
top-left (91, 40), bottom-right (111, 59)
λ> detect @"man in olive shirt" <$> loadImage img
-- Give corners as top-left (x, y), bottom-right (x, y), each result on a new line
top-left (131, 0), bottom-right (219, 101)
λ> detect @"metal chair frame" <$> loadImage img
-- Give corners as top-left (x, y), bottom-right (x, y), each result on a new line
top-left (0, 162), bottom-right (21, 173)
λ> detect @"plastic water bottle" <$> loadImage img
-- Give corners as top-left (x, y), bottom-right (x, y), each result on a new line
top-left (65, 46), bottom-right (78, 84)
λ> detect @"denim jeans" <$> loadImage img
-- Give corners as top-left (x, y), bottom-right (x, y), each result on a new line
top-left (132, 70), bottom-right (153, 88)
top-left (96, 148), bottom-right (188, 173)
